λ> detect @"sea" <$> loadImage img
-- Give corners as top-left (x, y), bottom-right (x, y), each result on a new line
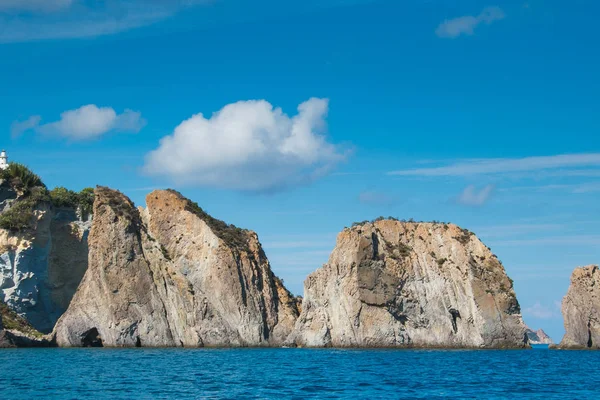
top-left (0, 345), bottom-right (598, 399)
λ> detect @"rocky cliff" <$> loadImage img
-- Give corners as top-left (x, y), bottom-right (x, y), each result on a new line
top-left (0, 178), bottom-right (90, 334)
top-left (54, 187), bottom-right (299, 347)
top-left (557, 265), bottom-right (600, 349)
top-left (525, 327), bottom-right (553, 345)
top-left (286, 220), bottom-right (528, 348)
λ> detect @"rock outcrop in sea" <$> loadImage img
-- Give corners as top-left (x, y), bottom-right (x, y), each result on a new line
top-left (525, 327), bottom-right (553, 345)
top-left (54, 187), bottom-right (299, 347)
top-left (0, 165), bottom-right (535, 349)
top-left (557, 265), bottom-right (600, 349)
top-left (286, 219), bottom-right (529, 348)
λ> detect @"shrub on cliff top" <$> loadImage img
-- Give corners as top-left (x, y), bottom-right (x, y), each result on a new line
top-left (350, 217), bottom-right (452, 227)
top-left (0, 163), bottom-right (49, 231)
top-left (0, 186), bottom-right (50, 231)
top-left (49, 187), bottom-right (95, 217)
top-left (0, 163), bottom-right (45, 191)
top-left (0, 165), bottom-right (93, 232)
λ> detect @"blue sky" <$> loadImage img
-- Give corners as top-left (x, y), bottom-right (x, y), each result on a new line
top-left (1, 0), bottom-right (599, 341)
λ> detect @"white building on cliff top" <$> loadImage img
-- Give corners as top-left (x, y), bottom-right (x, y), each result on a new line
top-left (0, 150), bottom-right (8, 170)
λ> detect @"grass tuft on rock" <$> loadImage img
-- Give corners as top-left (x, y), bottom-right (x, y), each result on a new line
top-left (0, 301), bottom-right (43, 338)
top-left (166, 189), bottom-right (250, 251)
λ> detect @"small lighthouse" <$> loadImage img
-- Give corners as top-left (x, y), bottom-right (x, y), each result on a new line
top-left (0, 150), bottom-right (8, 170)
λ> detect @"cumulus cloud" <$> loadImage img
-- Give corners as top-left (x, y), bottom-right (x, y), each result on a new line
top-left (456, 184), bottom-right (494, 206)
top-left (436, 6), bottom-right (505, 38)
top-left (143, 98), bottom-right (348, 192)
top-left (12, 104), bottom-right (146, 140)
top-left (0, 0), bottom-right (208, 43)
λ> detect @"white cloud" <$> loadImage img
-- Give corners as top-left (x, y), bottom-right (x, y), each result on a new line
top-left (571, 182), bottom-right (600, 194)
top-left (143, 98), bottom-right (348, 192)
top-left (0, 0), bottom-right (208, 43)
top-left (389, 153), bottom-right (600, 177)
top-left (0, 0), bottom-right (73, 13)
top-left (13, 104), bottom-right (146, 140)
top-left (494, 234), bottom-right (600, 247)
top-left (10, 115), bottom-right (41, 138)
top-left (436, 6), bottom-right (505, 38)
top-left (523, 302), bottom-right (559, 320)
top-left (473, 223), bottom-right (563, 238)
top-left (456, 184), bottom-right (494, 206)
top-left (358, 191), bottom-right (397, 206)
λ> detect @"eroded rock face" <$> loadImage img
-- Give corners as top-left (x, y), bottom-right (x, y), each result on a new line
top-left (557, 265), bottom-right (600, 349)
top-left (54, 188), bottom-right (299, 347)
top-left (0, 200), bottom-right (90, 333)
top-left (286, 220), bottom-right (528, 348)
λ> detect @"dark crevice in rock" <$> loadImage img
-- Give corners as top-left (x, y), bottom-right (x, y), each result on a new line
top-left (81, 328), bottom-right (103, 347)
top-left (588, 320), bottom-right (593, 348)
top-left (232, 250), bottom-right (248, 308)
top-left (371, 232), bottom-right (380, 260)
top-left (449, 308), bottom-right (461, 334)
top-left (135, 336), bottom-right (142, 347)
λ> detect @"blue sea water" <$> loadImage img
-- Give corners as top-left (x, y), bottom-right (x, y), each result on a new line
top-left (1, 347), bottom-right (599, 399)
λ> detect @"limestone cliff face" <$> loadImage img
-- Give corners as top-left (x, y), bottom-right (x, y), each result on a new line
top-left (557, 265), bottom-right (600, 349)
top-left (0, 183), bottom-right (90, 333)
top-left (287, 220), bottom-right (528, 348)
top-left (54, 188), bottom-right (299, 347)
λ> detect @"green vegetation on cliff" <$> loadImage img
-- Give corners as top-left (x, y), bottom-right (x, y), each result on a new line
top-left (0, 187), bottom-right (49, 231)
top-left (49, 187), bottom-right (95, 218)
top-left (0, 301), bottom-right (43, 338)
top-left (0, 163), bottom-right (45, 191)
top-left (0, 163), bottom-right (49, 231)
top-left (0, 164), bottom-right (94, 231)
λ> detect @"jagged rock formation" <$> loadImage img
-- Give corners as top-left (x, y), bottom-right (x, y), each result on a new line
top-left (0, 180), bottom-right (90, 333)
top-left (54, 188), bottom-right (299, 347)
top-left (525, 327), bottom-right (553, 345)
top-left (557, 265), bottom-right (600, 349)
top-left (286, 220), bottom-right (528, 348)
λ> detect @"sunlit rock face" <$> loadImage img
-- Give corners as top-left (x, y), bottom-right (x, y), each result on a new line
top-left (557, 265), bottom-right (600, 349)
top-left (54, 187), bottom-right (299, 347)
top-left (287, 220), bottom-right (528, 349)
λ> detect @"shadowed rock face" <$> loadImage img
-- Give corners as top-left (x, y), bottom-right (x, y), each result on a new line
top-left (0, 184), bottom-right (90, 333)
top-left (557, 265), bottom-right (600, 349)
top-left (54, 187), bottom-right (299, 347)
top-left (0, 299), bottom-right (53, 348)
top-left (286, 220), bottom-right (528, 348)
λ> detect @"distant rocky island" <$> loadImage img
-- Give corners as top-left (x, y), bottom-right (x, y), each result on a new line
top-left (525, 327), bottom-right (553, 345)
top-left (0, 164), bottom-right (597, 349)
